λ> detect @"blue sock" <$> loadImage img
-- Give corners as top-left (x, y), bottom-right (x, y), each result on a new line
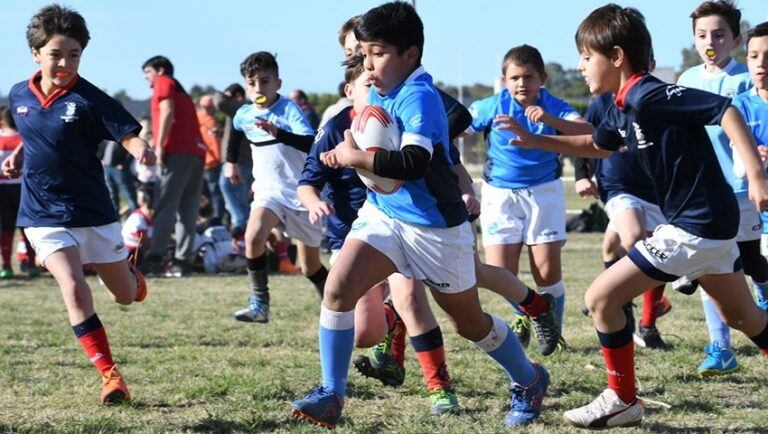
top-left (701, 291), bottom-right (731, 347)
top-left (539, 281), bottom-right (566, 334)
top-left (752, 279), bottom-right (768, 306)
top-left (505, 298), bottom-right (526, 316)
top-left (319, 306), bottom-right (355, 396)
top-left (474, 315), bottom-right (536, 386)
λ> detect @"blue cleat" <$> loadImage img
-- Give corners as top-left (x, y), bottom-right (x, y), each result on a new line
top-left (233, 297), bottom-right (269, 323)
top-left (291, 386), bottom-right (344, 429)
top-left (758, 298), bottom-right (768, 312)
top-left (504, 363), bottom-right (549, 426)
top-left (697, 341), bottom-right (739, 377)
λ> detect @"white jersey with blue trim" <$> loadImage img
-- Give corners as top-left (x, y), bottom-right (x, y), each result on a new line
top-left (677, 59), bottom-right (752, 195)
top-left (366, 66), bottom-right (468, 229)
top-left (469, 88), bottom-right (580, 189)
top-left (233, 95), bottom-right (314, 210)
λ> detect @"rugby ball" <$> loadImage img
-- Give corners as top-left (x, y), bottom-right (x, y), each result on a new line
top-left (351, 105), bottom-right (404, 195)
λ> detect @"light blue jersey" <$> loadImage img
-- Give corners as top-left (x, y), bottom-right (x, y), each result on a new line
top-left (732, 87), bottom-right (768, 146)
top-left (469, 88), bottom-right (579, 189)
top-left (677, 59), bottom-right (752, 195)
top-left (366, 66), bottom-right (467, 228)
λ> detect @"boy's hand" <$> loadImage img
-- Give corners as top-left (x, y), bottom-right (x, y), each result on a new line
top-left (321, 130), bottom-right (359, 169)
top-left (461, 193), bottom-right (481, 215)
top-left (758, 145), bottom-right (768, 163)
top-left (224, 162), bottom-right (243, 184)
top-left (137, 146), bottom-right (156, 166)
top-left (1, 147), bottom-right (23, 178)
top-left (494, 115), bottom-right (539, 149)
top-left (525, 106), bottom-right (553, 125)
top-left (254, 117), bottom-right (278, 137)
top-left (750, 179), bottom-right (768, 212)
top-left (307, 200), bottom-right (335, 225)
top-left (575, 178), bottom-right (599, 199)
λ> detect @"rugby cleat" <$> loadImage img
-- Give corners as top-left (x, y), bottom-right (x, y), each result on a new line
top-left (428, 387), bottom-right (460, 415)
top-left (698, 341), bottom-right (739, 377)
top-left (511, 314), bottom-right (532, 349)
top-left (128, 260), bottom-right (148, 302)
top-left (633, 325), bottom-right (668, 350)
top-left (291, 386), bottom-right (344, 429)
top-left (99, 366), bottom-right (131, 405)
top-left (529, 293), bottom-right (561, 356)
top-left (564, 388), bottom-right (643, 429)
top-left (234, 297), bottom-right (270, 323)
top-left (504, 363), bottom-right (549, 426)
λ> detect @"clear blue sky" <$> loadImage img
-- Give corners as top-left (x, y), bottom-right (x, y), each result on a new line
top-left (2, 0), bottom-right (767, 99)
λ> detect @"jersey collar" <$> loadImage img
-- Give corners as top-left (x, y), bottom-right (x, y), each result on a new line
top-left (614, 72), bottom-right (646, 110)
top-left (28, 70), bottom-right (79, 109)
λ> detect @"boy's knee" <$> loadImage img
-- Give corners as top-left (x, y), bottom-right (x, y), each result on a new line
top-left (584, 288), bottom-right (610, 317)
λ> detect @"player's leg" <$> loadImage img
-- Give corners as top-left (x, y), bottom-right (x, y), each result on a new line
top-left (171, 155), bottom-right (205, 277)
top-left (295, 241), bottom-right (328, 298)
top-left (234, 206), bottom-right (281, 323)
top-left (352, 281), bottom-right (388, 348)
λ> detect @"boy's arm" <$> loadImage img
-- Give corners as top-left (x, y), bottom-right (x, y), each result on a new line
top-left (526, 106), bottom-right (595, 135)
top-left (1, 142), bottom-right (23, 178)
top-left (721, 106), bottom-right (768, 210)
top-left (496, 116), bottom-right (612, 158)
top-left (451, 163), bottom-right (480, 216)
top-left (121, 134), bottom-right (156, 165)
top-left (297, 185), bottom-right (335, 225)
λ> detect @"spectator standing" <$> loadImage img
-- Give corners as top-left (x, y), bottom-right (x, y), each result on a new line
top-left (197, 95), bottom-right (225, 225)
top-left (289, 89), bottom-right (320, 131)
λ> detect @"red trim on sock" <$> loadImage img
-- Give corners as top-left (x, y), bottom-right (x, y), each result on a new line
top-left (0, 230), bottom-right (13, 269)
top-left (601, 341), bottom-right (636, 404)
top-left (415, 346), bottom-right (451, 390)
top-left (391, 323), bottom-right (406, 366)
top-left (640, 286), bottom-right (665, 327)
top-left (519, 291), bottom-right (549, 318)
top-left (78, 326), bottom-right (115, 375)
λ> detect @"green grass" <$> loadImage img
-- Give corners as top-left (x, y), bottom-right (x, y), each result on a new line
top-left (1, 231), bottom-right (768, 433)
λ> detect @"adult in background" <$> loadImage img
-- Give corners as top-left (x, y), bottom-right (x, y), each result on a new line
top-left (141, 56), bottom-right (206, 277)
top-left (197, 95), bottom-right (225, 225)
top-left (100, 139), bottom-right (138, 215)
top-left (319, 82), bottom-right (351, 128)
top-left (289, 89), bottom-right (319, 131)
top-left (213, 84), bottom-right (252, 238)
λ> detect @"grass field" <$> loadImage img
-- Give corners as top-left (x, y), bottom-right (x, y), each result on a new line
top-left (2, 177), bottom-right (768, 433)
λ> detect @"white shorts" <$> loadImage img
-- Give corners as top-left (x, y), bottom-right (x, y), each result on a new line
top-left (252, 196), bottom-right (323, 248)
top-left (347, 202), bottom-right (476, 293)
top-left (604, 193), bottom-right (666, 233)
top-left (736, 194), bottom-right (762, 242)
top-left (629, 223), bottom-right (741, 282)
top-left (25, 222), bottom-right (127, 267)
top-left (481, 179), bottom-right (566, 246)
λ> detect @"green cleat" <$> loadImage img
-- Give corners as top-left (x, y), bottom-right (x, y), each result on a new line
top-left (428, 387), bottom-right (460, 415)
top-left (0, 268), bottom-right (13, 279)
top-left (353, 328), bottom-right (405, 387)
top-left (511, 314), bottom-right (532, 349)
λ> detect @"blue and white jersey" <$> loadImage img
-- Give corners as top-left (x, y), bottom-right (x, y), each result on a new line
top-left (366, 66), bottom-right (467, 228)
top-left (677, 60), bottom-right (752, 195)
top-left (594, 74), bottom-right (737, 240)
top-left (233, 95), bottom-right (314, 209)
top-left (299, 106), bottom-right (367, 250)
top-left (9, 73), bottom-right (140, 228)
top-left (732, 88), bottom-right (768, 147)
top-left (469, 87), bottom-right (580, 189)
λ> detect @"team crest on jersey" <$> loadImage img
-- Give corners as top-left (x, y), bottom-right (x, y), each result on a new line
top-left (724, 88), bottom-right (738, 98)
top-left (314, 128), bottom-right (325, 143)
top-left (16, 106), bottom-right (28, 116)
top-left (665, 85), bottom-right (685, 100)
top-left (61, 102), bottom-right (78, 123)
top-left (408, 114), bottom-right (424, 127)
top-left (633, 122), bottom-right (655, 149)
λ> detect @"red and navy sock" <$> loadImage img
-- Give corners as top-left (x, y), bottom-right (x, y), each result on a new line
top-left (307, 265), bottom-right (328, 298)
top-left (411, 327), bottom-right (451, 391)
top-left (640, 286), bottom-right (665, 327)
top-left (749, 318), bottom-right (768, 356)
top-left (517, 287), bottom-right (550, 318)
top-left (597, 315), bottom-right (636, 404)
top-left (0, 230), bottom-right (13, 269)
top-left (72, 314), bottom-right (115, 375)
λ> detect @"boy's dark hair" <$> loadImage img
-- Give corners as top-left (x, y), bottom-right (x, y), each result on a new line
top-left (575, 4), bottom-right (652, 74)
top-left (746, 21), bottom-right (768, 46)
top-left (343, 53), bottom-right (366, 84)
top-left (142, 55), bottom-right (174, 76)
top-left (240, 52), bottom-right (279, 78)
top-left (691, 0), bottom-right (741, 37)
top-left (136, 184), bottom-right (154, 208)
top-left (501, 45), bottom-right (546, 78)
top-left (27, 4), bottom-right (90, 50)
top-left (337, 82), bottom-right (346, 98)
top-left (224, 83), bottom-right (245, 98)
top-left (338, 15), bottom-right (361, 48)
top-left (0, 106), bottom-right (16, 130)
top-left (354, 2), bottom-right (423, 63)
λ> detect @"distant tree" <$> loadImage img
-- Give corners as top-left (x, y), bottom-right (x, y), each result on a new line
top-left (307, 92), bottom-right (339, 119)
top-left (188, 84), bottom-right (218, 103)
top-left (544, 62), bottom-right (590, 103)
top-left (679, 20), bottom-right (750, 72)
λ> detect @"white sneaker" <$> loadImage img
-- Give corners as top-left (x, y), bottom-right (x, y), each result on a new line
top-left (563, 388), bottom-right (643, 429)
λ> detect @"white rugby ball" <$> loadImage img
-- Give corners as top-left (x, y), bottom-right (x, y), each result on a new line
top-left (351, 105), bottom-right (404, 195)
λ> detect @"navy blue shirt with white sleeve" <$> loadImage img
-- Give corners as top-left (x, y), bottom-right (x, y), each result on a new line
top-left (593, 74), bottom-right (737, 240)
top-left (10, 73), bottom-right (141, 227)
top-left (299, 106), bottom-right (367, 250)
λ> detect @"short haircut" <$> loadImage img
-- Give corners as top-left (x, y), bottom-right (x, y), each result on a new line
top-left (501, 45), bottom-right (546, 78)
top-left (0, 106), bottom-right (16, 130)
top-left (27, 4), bottom-right (90, 51)
top-left (224, 83), bottom-right (245, 97)
top-left (691, 0), bottom-right (741, 37)
top-left (343, 53), bottom-right (366, 84)
top-left (240, 51), bottom-right (279, 78)
top-left (354, 2), bottom-right (423, 63)
top-left (142, 55), bottom-right (174, 76)
top-left (746, 21), bottom-right (768, 46)
top-left (338, 15), bottom-right (361, 48)
top-left (337, 81), bottom-right (346, 98)
top-left (575, 4), bottom-right (652, 74)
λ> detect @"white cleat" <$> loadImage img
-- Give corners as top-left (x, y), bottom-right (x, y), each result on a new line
top-left (563, 388), bottom-right (643, 430)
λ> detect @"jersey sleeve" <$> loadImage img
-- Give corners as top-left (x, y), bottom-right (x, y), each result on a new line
top-left (232, 106), bottom-right (247, 132)
top-left (299, 126), bottom-right (334, 189)
top-left (468, 96), bottom-right (495, 133)
top-left (396, 88), bottom-right (445, 155)
top-left (437, 88), bottom-right (472, 140)
top-left (552, 96), bottom-right (581, 121)
top-left (448, 142), bottom-right (461, 165)
top-left (592, 118), bottom-right (622, 152)
top-left (154, 76), bottom-right (174, 101)
top-left (285, 101), bottom-right (315, 136)
top-left (89, 93), bottom-right (142, 142)
top-left (640, 84), bottom-right (731, 127)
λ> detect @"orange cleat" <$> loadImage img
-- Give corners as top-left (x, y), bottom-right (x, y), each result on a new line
top-left (99, 366), bottom-right (131, 405)
top-left (278, 259), bottom-right (302, 275)
top-left (128, 260), bottom-right (148, 302)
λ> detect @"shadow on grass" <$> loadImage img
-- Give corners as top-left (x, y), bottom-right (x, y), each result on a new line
top-left (642, 421), bottom-right (766, 433)
top-left (183, 418), bottom-right (253, 433)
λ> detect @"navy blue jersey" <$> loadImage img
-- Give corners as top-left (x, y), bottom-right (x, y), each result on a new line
top-left (298, 106), bottom-right (367, 250)
top-left (594, 74), bottom-right (737, 239)
top-left (585, 93), bottom-right (657, 204)
top-left (367, 66), bottom-right (467, 228)
top-left (10, 73), bottom-right (141, 227)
